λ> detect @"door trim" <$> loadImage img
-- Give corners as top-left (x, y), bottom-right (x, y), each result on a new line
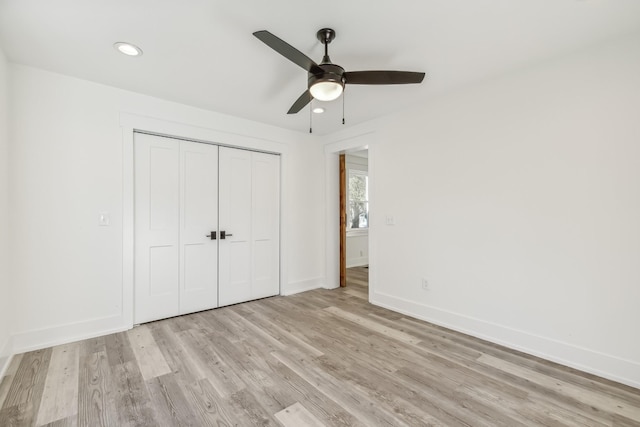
top-left (323, 130), bottom-right (376, 297)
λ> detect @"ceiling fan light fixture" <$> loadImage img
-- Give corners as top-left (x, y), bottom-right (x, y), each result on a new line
top-left (310, 80), bottom-right (343, 101)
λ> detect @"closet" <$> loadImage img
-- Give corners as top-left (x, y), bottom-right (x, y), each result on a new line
top-left (133, 132), bottom-right (280, 324)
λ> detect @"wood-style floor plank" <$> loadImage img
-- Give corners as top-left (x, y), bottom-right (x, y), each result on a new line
top-left (104, 332), bottom-right (136, 368)
top-left (126, 325), bottom-right (171, 381)
top-left (1, 266), bottom-right (639, 426)
top-left (0, 374), bottom-right (13, 410)
top-left (183, 378), bottom-right (236, 426)
top-left (40, 415), bottom-right (78, 427)
top-left (146, 373), bottom-right (200, 427)
top-left (36, 343), bottom-right (80, 426)
top-left (177, 328), bottom-right (245, 398)
top-left (5, 353), bottom-right (24, 376)
top-left (109, 360), bottom-right (157, 427)
top-left (0, 348), bottom-right (51, 427)
top-left (2, 348), bottom-right (51, 409)
top-left (228, 388), bottom-right (279, 427)
top-left (271, 350), bottom-right (408, 427)
top-left (263, 356), bottom-right (362, 427)
top-left (478, 353), bottom-right (640, 423)
top-left (77, 351), bottom-right (117, 427)
top-left (274, 402), bottom-right (326, 427)
top-left (150, 323), bottom-right (205, 384)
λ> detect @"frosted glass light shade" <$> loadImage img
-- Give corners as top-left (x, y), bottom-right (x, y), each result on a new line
top-left (310, 81), bottom-right (343, 101)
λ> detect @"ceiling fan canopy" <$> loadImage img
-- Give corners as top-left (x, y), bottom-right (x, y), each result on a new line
top-left (253, 28), bottom-right (425, 114)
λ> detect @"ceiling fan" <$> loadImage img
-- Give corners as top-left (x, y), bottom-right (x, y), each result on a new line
top-left (253, 28), bottom-right (426, 114)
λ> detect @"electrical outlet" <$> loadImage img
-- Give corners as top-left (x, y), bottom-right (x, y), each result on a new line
top-left (421, 278), bottom-right (429, 290)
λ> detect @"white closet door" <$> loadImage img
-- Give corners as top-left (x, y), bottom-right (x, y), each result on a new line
top-left (179, 142), bottom-right (218, 314)
top-left (135, 134), bottom-right (219, 323)
top-left (136, 137), bottom-right (279, 320)
top-left (219, 147), bottom-right (280, 306)
top-left (251, 152), bottom-right (280, 299)
top-left (218, 148), bottom-right (253, 306)
top-left (134, 133), bottom-right (180, 323)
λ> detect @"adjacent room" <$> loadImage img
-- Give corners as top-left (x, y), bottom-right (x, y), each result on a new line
top-left (1, 1), bottom-right (639, 425)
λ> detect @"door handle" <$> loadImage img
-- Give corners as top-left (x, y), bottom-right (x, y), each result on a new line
top-left (206, 231), bottom-right (217, 240)
top-left (220, 231), bottom-right (233, 239)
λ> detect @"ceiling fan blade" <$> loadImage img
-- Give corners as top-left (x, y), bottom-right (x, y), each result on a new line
top-left (287, 90), bottom-right (313, 114)
top-left (345, 71), bottom-right (425, 85)
top-left (254, 30), bottom-right (323, 74)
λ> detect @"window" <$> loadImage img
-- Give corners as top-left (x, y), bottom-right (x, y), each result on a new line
top-left (347, 169), bottom-right (368, 230)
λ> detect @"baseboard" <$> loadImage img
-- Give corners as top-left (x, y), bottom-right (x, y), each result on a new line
top-left (346, 257), bottom-right (368, 268)
top-left (0, 335), bottom-right (13, 379)
top-left (371, 291), bottom-right (640, 390)
top-left (11, 314), bottom-right (130, 354)
top-left (282, 277), bottom-right (324, 296)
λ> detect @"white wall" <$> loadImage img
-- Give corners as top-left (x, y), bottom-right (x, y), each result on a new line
top-left (0, 46), bottom-right (11, 374)
top-left (8, 64), bottom-right (326, 351)
top-left (283, 139), bottom-right (326, 294)
top-left (328, 33), bottom-right (640, 388)
top-left (346, 234), bottom-right (368, 268)
top-left (345, 154), bottom-right (369, 268)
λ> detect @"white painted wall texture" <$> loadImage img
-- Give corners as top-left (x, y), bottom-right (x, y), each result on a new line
top-left (329, 33), bottom-right (640, 388)
top-left (7, 64), bottom-right (325, 351)
top-left (285, 139), bottom-right (326, 294)
top-left (0, 46), bottom-right (11, 373)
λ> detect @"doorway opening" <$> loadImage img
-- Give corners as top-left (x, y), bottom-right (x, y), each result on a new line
top-left (340, 149), bottom-right (369, 289)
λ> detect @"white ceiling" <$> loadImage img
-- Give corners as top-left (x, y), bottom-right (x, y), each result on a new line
top-left (1, 0), bottom-right (640, 135)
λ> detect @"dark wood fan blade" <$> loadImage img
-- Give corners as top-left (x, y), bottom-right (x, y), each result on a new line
top-left (345, 71), bottom-right (425, 85)
top-left (287, 90), bottom-right (313, 114)
top-left (254, 30), bottom-right (323, 74)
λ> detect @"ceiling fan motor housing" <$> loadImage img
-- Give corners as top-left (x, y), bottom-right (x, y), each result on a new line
top-left (308, 63), bottom-right (345, 89)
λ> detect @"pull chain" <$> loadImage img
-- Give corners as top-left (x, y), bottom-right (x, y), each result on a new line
top-left (309, 100), bottom-right (313, 134)
top-left (342, 89), bottom-right (345, 125)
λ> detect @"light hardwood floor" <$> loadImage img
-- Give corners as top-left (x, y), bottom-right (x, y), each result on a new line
top-left (1, 267), bottom-right (639, 426)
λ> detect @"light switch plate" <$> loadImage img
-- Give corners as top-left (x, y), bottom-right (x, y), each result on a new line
top-left (98, 212), bottom-right (111, 226)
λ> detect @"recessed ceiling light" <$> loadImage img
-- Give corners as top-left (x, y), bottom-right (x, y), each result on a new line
top-left (114, 42), bottom-right (143, 57)
top-left (313, 107), bottom-right (325, 114)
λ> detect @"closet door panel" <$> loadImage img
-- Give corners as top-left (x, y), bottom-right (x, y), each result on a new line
top-left (218, 147), bottom-right (252, 306)
top-left (134, 133), bottom-right (180, 324)
top-left (179, 142), bottom-right (219, 314)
